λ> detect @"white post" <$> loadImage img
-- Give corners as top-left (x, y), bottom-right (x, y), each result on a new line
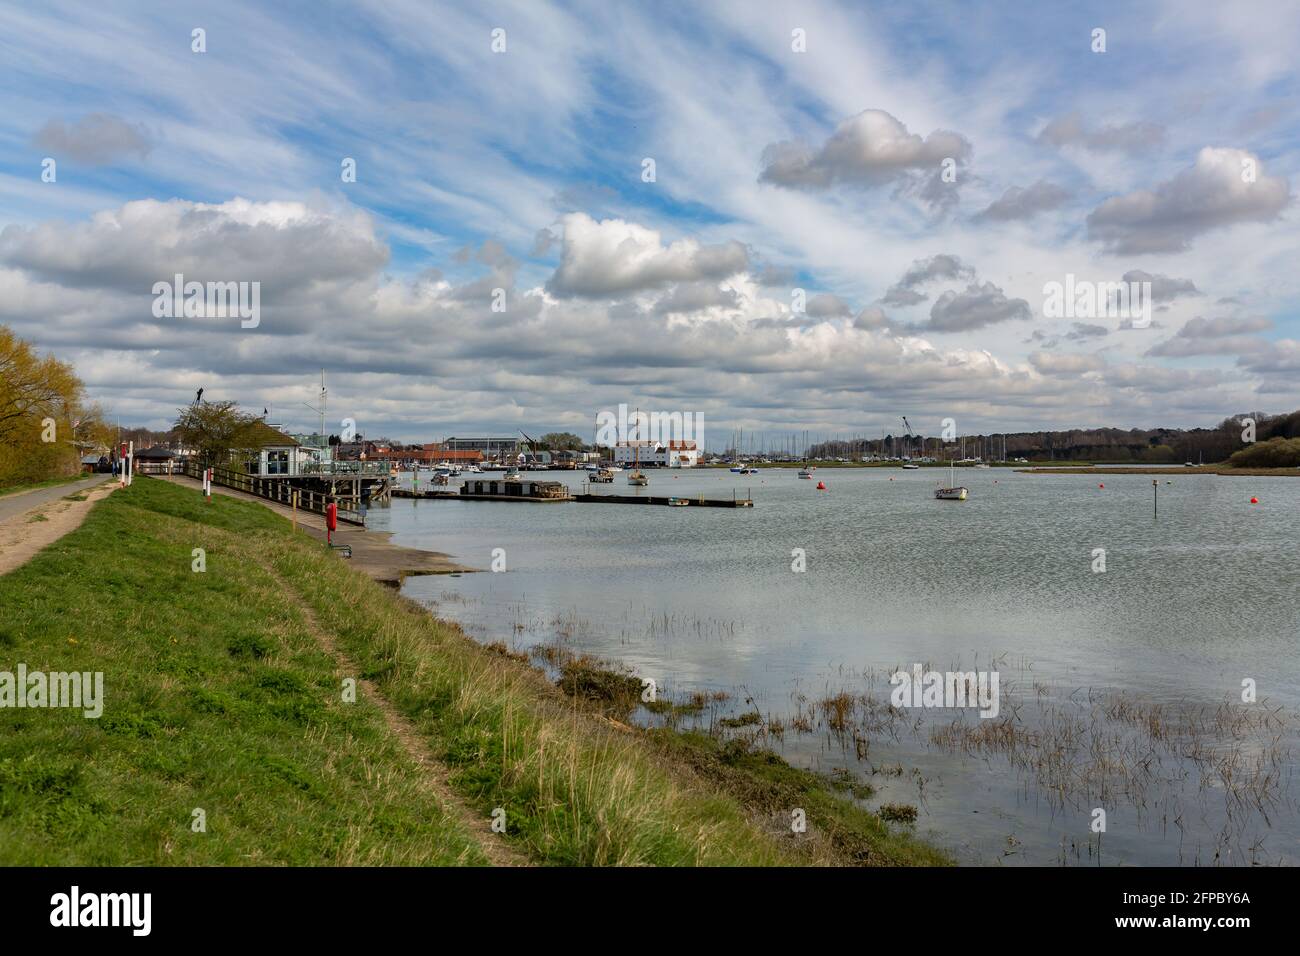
top-left (127, 441), bottom-right (134, 486)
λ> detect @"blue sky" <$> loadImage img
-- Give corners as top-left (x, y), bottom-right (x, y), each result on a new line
top-left (1, 0), bottom-right (1297, 444)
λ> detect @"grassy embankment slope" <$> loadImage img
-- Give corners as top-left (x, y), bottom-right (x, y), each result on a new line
top-left (0, 477), bottom-right (946, 866)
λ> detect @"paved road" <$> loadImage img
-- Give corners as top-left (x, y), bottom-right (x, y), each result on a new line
top-left (0, 474), bottom-right (114, 523)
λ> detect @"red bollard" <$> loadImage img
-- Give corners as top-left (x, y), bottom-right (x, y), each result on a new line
top-left (326, 501), bottom-right (338, 545)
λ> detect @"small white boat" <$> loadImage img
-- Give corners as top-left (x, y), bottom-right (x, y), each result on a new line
top-left (589, 468), bottom-right (615, 483)
top-left (902, 463), bottom-right (920, 470)
top-left (503, 469), bottom-right (522, 481)
top-left (934, 461), bottom-right (968, 500)
top-left (628, 470), bottom-right (649, 486)
top-left (666, 497), bottom-right (689, 506)
top-left (729, 464), bottom-right (747, 473)
top-left (467, 464), bottom-right (482, 473)
top-left (797, 468), bottom-right (813, 479)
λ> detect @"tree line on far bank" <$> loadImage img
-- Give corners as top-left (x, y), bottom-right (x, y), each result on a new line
top-left (806, 411), bottom-right (1300, 466)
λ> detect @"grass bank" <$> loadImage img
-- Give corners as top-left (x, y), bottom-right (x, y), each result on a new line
top-left (0, 477), bottom-right (947, 866)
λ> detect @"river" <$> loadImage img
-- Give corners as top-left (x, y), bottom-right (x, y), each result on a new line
top-left (367, 466), bottom-right (1299, 866)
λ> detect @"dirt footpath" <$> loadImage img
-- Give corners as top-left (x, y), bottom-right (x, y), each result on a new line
top-left (0, 478), bottom-right (118, 576)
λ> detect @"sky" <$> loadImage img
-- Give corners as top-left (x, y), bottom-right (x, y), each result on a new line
top-left (1, 0), bottom-right (1297, 447)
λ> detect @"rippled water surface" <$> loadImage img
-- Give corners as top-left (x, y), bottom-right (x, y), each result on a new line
top-left (368, 467), bottom-right (1300, 865)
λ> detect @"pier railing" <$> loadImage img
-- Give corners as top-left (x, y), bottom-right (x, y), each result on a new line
top-left (181, 461), bottom-right (366, 525)
top-left (299, 460), bottom-right (392, 476)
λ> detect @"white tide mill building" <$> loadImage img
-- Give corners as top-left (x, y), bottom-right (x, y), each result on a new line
top-left (612, 440), bottom-right (699, 468)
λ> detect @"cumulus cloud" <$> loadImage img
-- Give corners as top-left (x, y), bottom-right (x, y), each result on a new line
top-left (974, 180), bottom-right (1071, 221)
top-left (1066, 322), bottom-right (1109, 340)
top-left (918, 281), bottom-right (1032, 333)
top-left (1146, 335), bottom-right (1267, 358)
top-left (1144, 315), bottom-right (1273, 357)
top-left (805, 293), bottom-right (852, 317)
top-left (1030, 351), bottom-right (1106, 374)
top-left (1037, 113), bottom-right (1166, 154)
top-left (758, 109), bottom-right (970, 210)
top-left (881, 253), bottom-right (974, 306)
top-left (0, 196), bottom-right (387, 299)
top-left (1086, 147), bottom-right (1292, 253)
top-left (853, 306), bottom-right (890, 330)
top-left (33, 113), bottom-right (151, 164)
top-left (1177, 315), bottom-right (1272, 337)
top-left (1237, 339), bottom-right (1300, 374)
top-left (0, 195), bottom-right (1265, 443)
top-left (653, 281), bottom-right (739, 315)
top-left (1116, 269), bottom-right (1201, 303)
top-left (546, 213), bottom-right (748, 297)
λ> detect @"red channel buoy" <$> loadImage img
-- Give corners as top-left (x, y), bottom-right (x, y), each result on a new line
top-left (816, 481), bottom-right (826, 490)
top-left (1099, 483), bottom-right (1105, 489)
top-left (1251, 497), bottom-right (1258, 504)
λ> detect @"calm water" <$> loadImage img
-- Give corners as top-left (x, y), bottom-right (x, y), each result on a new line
top-left (368, 467), bottom-right (1300, 866)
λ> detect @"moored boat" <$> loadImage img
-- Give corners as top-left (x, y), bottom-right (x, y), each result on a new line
top-left (934, 460), bottom-right (968, 500)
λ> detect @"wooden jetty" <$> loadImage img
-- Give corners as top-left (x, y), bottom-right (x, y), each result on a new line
top-left (391, 481), bottom-right (752, 508)
top-left (573, 493), bottom-right (752, 508)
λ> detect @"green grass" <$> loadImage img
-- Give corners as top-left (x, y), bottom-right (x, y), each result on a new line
top-left (0, 479), bottom-right (484, 865)
top-left (0, 473), bottom-right (92, 498)
top-left (0, 477), bottom-right (949, 866)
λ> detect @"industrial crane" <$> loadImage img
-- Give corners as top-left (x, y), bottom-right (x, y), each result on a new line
top-left (901, 416), bottom-right (916, 460)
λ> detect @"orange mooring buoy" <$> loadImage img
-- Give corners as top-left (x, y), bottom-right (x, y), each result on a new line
top-left (816, 480), bottom-right (826, 490)
top-left (1099, 483), bottom-right (1105, 489)
top-left (1251, 497), bottom-right (1259, 504)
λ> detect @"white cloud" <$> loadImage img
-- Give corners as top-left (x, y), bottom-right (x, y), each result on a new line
top-left (546, 213), bottom-right (749, 298)
top-left (1087, 148), bottom-right (1292, 254)
top-left (759, 109), bottom-right (970, 210)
